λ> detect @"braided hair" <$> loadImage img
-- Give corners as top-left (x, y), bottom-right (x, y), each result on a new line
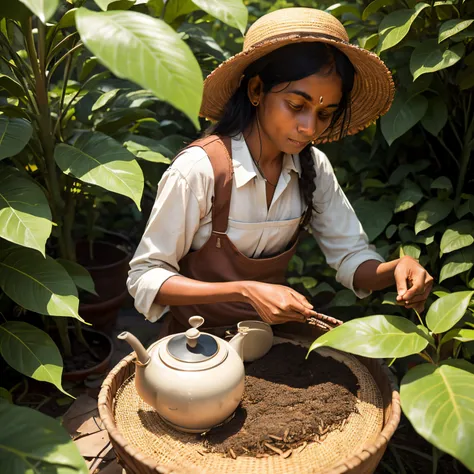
top-left (207, 42), bottom-right (355, 222)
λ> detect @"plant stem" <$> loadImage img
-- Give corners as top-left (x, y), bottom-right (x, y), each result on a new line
top-left (54, 317), bottom-right (72, 358)
top-left (24, 19), bottom-right (64, 226)
top-left (46, 31), bottom-right (79, 67)
top-left (436, 135), bottom-right (460, 168)
top-left (47, 41), bottom-right (83, 87)
top-left (414, 309), bottom-right (425, 327)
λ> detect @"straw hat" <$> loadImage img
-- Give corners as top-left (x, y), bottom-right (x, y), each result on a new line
top-left (200, 8), bottom-right (395, 143)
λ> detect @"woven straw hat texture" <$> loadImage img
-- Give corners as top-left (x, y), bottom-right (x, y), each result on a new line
top-left (200, 8), bottom-right (395, 143)
top-left (111, 341), bottom-right (383, 474)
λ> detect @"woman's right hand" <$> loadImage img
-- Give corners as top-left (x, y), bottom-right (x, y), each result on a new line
top-left (240, 281), bottom-right (319, 324)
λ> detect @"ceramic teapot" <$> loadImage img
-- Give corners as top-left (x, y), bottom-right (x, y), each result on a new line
top-left (118, 316), bottom-right (248, 433)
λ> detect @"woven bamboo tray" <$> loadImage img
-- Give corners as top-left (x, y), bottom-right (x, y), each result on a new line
top-left (99, 328), bottom-right (400, 474)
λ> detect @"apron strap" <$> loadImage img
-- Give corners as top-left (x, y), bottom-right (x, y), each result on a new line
top-left (173, 135), bottom-right (233, 234)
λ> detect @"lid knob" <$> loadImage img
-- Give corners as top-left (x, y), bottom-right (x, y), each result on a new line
top-left (186, 316), bottom-right (205, 348)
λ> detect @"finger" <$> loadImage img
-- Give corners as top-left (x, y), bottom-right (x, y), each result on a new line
top-left (395, 276), bottom-right (408, 302)
top-left (402, 272), bottom-right (427, 301)
top-left (289, 301), bottom-right (318, 318)
top-left (289, 290), bottom-right (314, 309)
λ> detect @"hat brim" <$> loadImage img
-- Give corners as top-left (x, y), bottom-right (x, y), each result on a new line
top-left (200, 34), bottom-right (395, 144)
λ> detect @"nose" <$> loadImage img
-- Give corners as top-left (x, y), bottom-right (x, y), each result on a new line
top-left (297, 113), bottom-right (322, 140)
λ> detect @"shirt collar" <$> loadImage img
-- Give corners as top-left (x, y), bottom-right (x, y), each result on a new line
top-left (231, 134), bottom-right (302, 188)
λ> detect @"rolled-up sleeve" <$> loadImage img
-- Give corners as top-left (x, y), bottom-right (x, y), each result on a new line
top-left (127, 150), bottom-right (208, 322)
top-left (309, 147), bottom-right (384, 298)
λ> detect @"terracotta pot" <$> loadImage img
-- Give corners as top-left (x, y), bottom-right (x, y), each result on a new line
top-left (63, 327), bottom-right (113, 383)
top-left (79, 289), bottom-right (129, 331)
top-left (76, 239), bottom-right (132, 329)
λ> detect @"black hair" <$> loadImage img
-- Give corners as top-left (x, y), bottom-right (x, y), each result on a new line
top-left (206, 42), bottom-right (355, 224)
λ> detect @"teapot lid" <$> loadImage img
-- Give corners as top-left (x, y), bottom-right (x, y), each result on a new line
top-left (167, 316), bottom-right (219, 363)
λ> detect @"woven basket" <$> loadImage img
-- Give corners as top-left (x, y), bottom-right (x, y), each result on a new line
top-left (99, 326), bottom-right (400, 474)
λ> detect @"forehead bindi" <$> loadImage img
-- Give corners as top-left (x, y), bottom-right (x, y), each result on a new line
top-left (284, 73), bottom-right (342, 106)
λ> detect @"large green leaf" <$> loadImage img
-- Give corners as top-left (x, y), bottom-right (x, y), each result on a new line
top-left (0, 117), bottom-right (33, 160)
top-left (91, 88), bottom-right (121, 111)
top-left (439, 19), bottom-right (474, 42)
top-left (426, 291), bottom-right (474, 333)
top-left (394, 180), bottom-right (424, 213)
top-left (353, 199), bottom-right (393, 242)
top-left (308, 315), bottom-right (429, 358)
top-left (362, 0), bottom-right (395, 20)
top-left (0, 321), bottom-right (69, 396)
top-left (0, 74), bottom-right (25, 98)
top-left (415, 198), bottom-right (453, 234)
top-left (410, 40), bottom-right (464, 81)
top-left (192, 0), bottom-right (248, 35)
top-left (17, 0), bottom-right (59, 23)
top-left (381, 93), bottom-right (428, 146)
top-left (421, 96), bottom-right (448, 136)
top-left (54, 132), bottom-right (144, 210)
top-left (441, 328), bottom-right (474, 345)
top-left (76, 8), bottom-right (203, 128)
top-left (0, 166), bottom-right (52, 256)
top-left (0, 403), bottom-right (88, 473)
top-left (439, 246), bottom-right (474, 283)
top-left (401, 360), bottom-right (474, 471)
top-left (0, 248), bottom-right (82, 320)
top-left (57, 258), bottom-right (97, 295)
top-left (377, 3), bottom-right (429, 54)
top-left (440, 220), bottom-right (474, 255)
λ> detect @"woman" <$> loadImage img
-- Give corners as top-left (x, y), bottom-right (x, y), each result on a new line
top-left (127, 8), bottom-right (433, 336)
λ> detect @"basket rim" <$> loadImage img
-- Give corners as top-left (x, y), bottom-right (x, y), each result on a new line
top-left (98, 350), bottom-right (401, 474)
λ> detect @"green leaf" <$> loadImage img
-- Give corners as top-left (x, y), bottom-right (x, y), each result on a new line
top-left (395, 180), bottom-right (424, 213)
top-left (381, 292), bottom-right (398, 305)
top-left (362, 0), bottom-right (395, 20)
top-left (95, 108), bottom-right (155, 133)
top-left (441, 328), bottom-right (474, 345)
top-left (308, 282), bottom-right (335, 297)
top-left (440, 220), bottom-right (474, 254)
top-left (0, 74), bottom-right (25, 98)
top-left (359, 33), bottom-right (379, 51)
top-left (0, 166), bottom-right (52, 255)
top-left (415, 198), bottom-right (453, 234)
top-left (421, 96), bottom-right (448, 136)
top-left (381, 93), bottom-right (428, 146)
top-left (330, 289), bottom-right (357, 307)
top-left (17, 0), bottom-right (59, 23)
top-left (94, 0), bottom-right (134, 10)
top-left (0, 403), bottom-right (88, 473)
top-left (0, 117), bottom-right (33, 160)
top-left (192, 0), bottom-right (248, 35)
top-left (288, 254), bottom-right (304, 274)
top-left (426, 291), bottom-right (474, 333)
top-left (439, 246), bottom-right (474, 282)
top-left (401, 243), bottom-right (421, 259)
top-left (410, 40), bottom-right (464, 81)
top-left (287, 276), bottom-right (318, 289)
top-left (57, 258), bottom-right (97, 295)
top-left (0, 248), bottom-right (82, 320)
top-left (123, 136), bottom-right (173, 158)
top-left (58, 7), bottom-right (77, 28)
top-left (457, 66), bottom-right (474, 90)
top-left (54, 132), bottom-right (144, 210)
top-left (308, 315), bottom-right (429, 358)
top-left (439, 18), bottom-right (474, 42)
top-left (76, 8), bottom-right (203, 128)
top-left (400, 360), bottom-right (474, 471)
top-left (353, 199), bottom-right (393, 241)
top-left (386, 224), bottom-right (397, 239)
top-left (136, 150), bottom-right (170, 163)
top-left (0, 387), bottom-right (12, 404)
top-left (0, 321), bottom-right (70, 396)
top-left (91, 88), bottom-right (121, 111)
top-left (377, 3), bottom-right (429, 54)
top-left (431, 176), bottom-right (453, 192)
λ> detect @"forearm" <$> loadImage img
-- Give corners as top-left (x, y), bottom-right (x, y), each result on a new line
top-left (156, 275), bottom-right (248, 306)
top-left (353, 259), bottom-right (400, 291)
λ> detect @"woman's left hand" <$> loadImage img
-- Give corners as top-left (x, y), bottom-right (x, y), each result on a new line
top-left (394, 256), bottom-right (434, 313)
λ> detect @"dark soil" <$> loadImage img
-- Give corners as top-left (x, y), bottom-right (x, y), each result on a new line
top-left (63, 330), bottom-right (111, 373)
top-left (202, 343), bottom-right (359, 458)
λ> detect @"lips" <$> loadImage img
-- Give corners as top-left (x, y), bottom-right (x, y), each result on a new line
top-left (288, 138), bottom-right (308, 147)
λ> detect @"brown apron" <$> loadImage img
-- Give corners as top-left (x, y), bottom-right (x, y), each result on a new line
top-left (161, 135), bottom-right (307, 336)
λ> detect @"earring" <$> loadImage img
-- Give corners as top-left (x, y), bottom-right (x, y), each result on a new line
top-left (319, 96), bottom-right (324, 105)
top-left (253, 100), bottom-right (259, 106)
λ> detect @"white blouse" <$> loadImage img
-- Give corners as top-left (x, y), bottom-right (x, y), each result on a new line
top-left (127, 134), bottom-right (384, 322)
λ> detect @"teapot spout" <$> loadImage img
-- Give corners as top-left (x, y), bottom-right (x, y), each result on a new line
top-left (228, 328), bottom-right (248, 361)
top-left (117, 332), bottom-right (150, 366)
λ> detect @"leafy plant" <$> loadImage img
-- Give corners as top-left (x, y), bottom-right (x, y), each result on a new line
top-left (0, 0), bottom-right (247, 471)
top-left (308, 291), bottom-right (474, 471)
